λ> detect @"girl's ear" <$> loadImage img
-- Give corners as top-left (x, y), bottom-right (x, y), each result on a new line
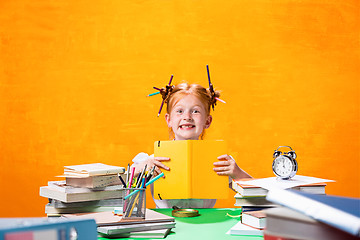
top-left (205, 115), bottom-right (213, 129)
top-left (165, 113), bottom-right (171, 127)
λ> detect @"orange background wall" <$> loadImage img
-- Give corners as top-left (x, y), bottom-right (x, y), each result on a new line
top-left (0, 0), bottom-right (359, 217)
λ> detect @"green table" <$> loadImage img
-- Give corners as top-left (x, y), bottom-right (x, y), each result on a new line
top-left (98, 208), bottom-right (264, 240)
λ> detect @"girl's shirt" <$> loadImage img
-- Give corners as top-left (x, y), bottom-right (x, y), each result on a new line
top-left (131, 152), bottom-right (216, 209)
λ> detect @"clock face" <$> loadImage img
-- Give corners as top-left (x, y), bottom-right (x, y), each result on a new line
top-left (273, 155), bottom-right (295, 178)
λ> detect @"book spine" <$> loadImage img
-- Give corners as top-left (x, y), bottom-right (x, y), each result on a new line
top-left (40, 186), bottom-right (124, 202)
top-left (48, 181), bottom-right (123, 193)
top-left (266, 189), bottom-right (360, 236)
top-left (188, 140), bottom-right (192, 198)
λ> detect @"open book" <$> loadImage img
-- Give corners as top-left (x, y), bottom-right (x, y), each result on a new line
top-left (153, 140), bottom-right (228, 200)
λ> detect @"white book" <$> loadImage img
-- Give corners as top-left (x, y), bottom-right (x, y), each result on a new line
top-left (234, 193), bottom-right (278, 207)
top-left (242, 210), bottom-right (266, 229)
top-left (40, 186), bottom-right (123, 203)
top-left (66, 174), bottom-right (123, 188)
top-left (45, 204), bottom-right (116, 215)
top-left (63, 163), bottom-right (125, 177)
top-left (48, 181), bottom-right (123, 193)
top-left (226, 221), bottom-right (263, 236)
top-left (97, 222), bottom-right (176, 235)
top-left (99, 228), bottom-right (172, 239)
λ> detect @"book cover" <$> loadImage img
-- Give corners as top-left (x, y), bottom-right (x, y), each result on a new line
top-left (0, 218), bottom-right (97, 240)
top-left (266, 189), bottom-right (360, 236)
top-left (63, 163), bottom-right (125, 177)
top-left (226, 221), bottom-right (264, 236)
top-left (265, 207), bottom-right (360, 240)
top-left (153, 140), bottom-right (228, 200)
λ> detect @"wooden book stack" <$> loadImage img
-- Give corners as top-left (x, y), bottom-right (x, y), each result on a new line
top-left (40, 163), bottom-right (126, 216)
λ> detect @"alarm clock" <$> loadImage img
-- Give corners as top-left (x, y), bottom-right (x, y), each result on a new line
top-left (272, 146), bottom-right (298, 180)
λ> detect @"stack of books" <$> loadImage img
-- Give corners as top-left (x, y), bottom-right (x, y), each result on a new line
top-left (227, 209), bottom-right (265, 236)
top-left (232, 178), bottom-right (327, 210)
top-left (40, 163), bottom-right (126, 216)
top-left (63, 208), bottom-right (176, 238)
top-left (228, 176), bottom-right (330, 236)
top-left (264, 189), bottom-right (360, 240)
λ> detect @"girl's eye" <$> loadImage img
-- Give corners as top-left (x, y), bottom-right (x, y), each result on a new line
top-left (192, 109), bottom-right (200, 113)
top-left (176, 109), bottom-right (183, 114)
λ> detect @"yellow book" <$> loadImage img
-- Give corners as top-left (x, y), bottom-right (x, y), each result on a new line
top-left (153, 140), bottom-right (228, 200)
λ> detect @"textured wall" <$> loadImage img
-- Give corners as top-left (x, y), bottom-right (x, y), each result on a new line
top-left (0, 0), bottom-right (359, 217)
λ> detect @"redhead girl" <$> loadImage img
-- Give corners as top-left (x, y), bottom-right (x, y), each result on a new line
top-left (132, 83), bottom-right (251, 208)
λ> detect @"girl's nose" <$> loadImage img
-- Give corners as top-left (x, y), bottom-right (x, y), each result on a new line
top-left (183, 111), bottom-right (192, 120)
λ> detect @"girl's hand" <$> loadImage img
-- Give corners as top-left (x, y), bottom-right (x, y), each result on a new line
top-left (134, 156), bottom-right (170, 177)
top-left (213, 154), bottom-right (252, 181)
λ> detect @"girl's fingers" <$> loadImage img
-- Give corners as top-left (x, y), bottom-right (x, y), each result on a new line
top-left (154, 157), bottom-right (170, 162)
top-left (217, 154), bottom-right (231, 160)
top-left (154, 162), bottom-right (170, 171)
top-left (213, 166), bottom-right (230, 172)
top-left (215, 169), bottom-right (231, 176)
top-left (213, 160), bottom-right (230, 166)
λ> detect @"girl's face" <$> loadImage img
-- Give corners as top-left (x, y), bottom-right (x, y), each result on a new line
top-left (165, 94), bottom-right (212, 140)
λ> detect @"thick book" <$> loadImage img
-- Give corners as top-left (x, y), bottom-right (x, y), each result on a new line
top-left (98, 228), bottom-right (172, 239)
top-left (63, 163), bottom-right (125, 177)
top-left (232, 180), bottom-right (268, 197)
top-left (232, 179), bottom-right (327, 197)
top-left (97, 221), bottom-right (175, 236)
top-left (49, 198), bottom-right (122, 209)
top-left (48, 180), bottom-right (123, 193)
top-left (0, 217), bottom-right (97, 240)
top-left (66, 174), bottom-right (123, 188)
top-left (226, 221), bottom-right (263, 236)
top-left (63, 209), bottom-right (175, 227)
top-left (234, 193), bottom-right (278, 207)
top-left (153, 140), bottom-right (228, 199)
top-left (39, 185), bottom-right (123, 203)
top-left (242, 210), bottom-right (266, 229)
top-left (45, 204), bottom-right (117, 216)
top-left (265, 207), bottom-right (360, 240)
top-left (266, 189), bottom-right (360, 236)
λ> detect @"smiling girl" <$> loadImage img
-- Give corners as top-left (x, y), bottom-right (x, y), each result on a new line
top-left (132, 82), bottom-right (251, 208)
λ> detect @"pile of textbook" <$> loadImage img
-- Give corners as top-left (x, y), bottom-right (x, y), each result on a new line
top-left (40, 163), bottom-right (126, 216)
top-left (227, 175), bottom-right (332, 236)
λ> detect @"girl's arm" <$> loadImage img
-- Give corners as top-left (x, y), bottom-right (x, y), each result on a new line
top-left (213, 154), bottom-right (252, 181)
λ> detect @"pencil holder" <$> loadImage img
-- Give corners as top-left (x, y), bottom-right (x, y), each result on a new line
top-left (122, 188), bottom-right (146, 220)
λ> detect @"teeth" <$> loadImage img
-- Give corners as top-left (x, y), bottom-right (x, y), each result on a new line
top-left (181, 125), bottom-right (194, 129)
